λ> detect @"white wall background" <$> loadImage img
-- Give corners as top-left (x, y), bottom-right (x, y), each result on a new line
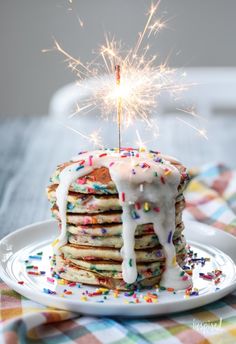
top-left (1, 0), bottom-right (236, 117)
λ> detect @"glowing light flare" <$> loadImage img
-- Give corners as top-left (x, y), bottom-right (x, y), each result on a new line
top-left (106, 75), bottom-right (142, 101)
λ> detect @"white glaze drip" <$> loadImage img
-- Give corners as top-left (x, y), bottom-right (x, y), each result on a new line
top-left (54, 149), bottom-right (192, 290)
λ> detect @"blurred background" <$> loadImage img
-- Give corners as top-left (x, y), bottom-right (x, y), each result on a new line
top-left (1, 0), bottom-right (236, 117)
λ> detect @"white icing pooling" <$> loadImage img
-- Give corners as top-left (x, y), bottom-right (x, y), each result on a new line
top-left (54, 149), bottom-right (192, 290)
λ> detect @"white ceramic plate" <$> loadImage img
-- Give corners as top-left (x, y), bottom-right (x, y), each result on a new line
top-left (0, 220), bottom-right (235, 317)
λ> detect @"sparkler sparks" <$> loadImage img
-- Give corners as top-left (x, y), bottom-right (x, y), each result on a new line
top-left (136, 129), bottom-right (147, 151)
top-left (46, 1), bottom-right (207, 147)
top-left (51, 2), bottom-right (183, 126)
top-left (176, 117), bottom-right (208, 140)
top-left (78, 17), bottom-right (84, 28)
top-left (176, 106), bottom-right (207, 121)
top-left (58, 121), bottom-right (104, 148)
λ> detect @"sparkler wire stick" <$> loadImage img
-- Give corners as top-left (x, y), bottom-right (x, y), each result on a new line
top-left (115, 65), bottom-right (122, 151)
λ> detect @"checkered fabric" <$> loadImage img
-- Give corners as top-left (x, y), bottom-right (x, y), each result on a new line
top-left (1, 164), bottom-right (236, 344)
top-left (185, 163), bottom-right (236, 235)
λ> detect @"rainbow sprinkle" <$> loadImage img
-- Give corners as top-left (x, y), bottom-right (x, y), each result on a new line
top-left (143, 202), bottom-right (150, 212)
top-left (121, 192), bottom-right (126, 202)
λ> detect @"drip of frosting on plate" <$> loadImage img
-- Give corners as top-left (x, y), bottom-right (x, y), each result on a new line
top-left (54, 149), bottom-right (192, 290)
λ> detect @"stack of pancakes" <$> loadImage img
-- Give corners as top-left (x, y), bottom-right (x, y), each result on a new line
top-left (47, 159), bottom-right (189, 290)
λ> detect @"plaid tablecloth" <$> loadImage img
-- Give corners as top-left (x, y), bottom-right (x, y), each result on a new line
top-left (1, 164), bottom-right (236, 344)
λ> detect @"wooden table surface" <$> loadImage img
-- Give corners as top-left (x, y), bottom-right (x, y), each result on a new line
top-left (0, 115), bottom-right (235, 238)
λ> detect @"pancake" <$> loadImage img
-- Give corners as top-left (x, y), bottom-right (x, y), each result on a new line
top-left (68, 232), bottom-right (159, 249)
top-left (68, 257), bottom-right (164, 273)
top-left (59, 264), bottom-right (162, 290)
top-left (57, 255), bottom-right (163, 282)
top-left (60, 235), bottom-right (187, 262)
top-left (68, 230), bottom-right (184, 249)
top-left (64, 254), bottom-right (186, 281)
top-left (47, 185), bottom-right (121, 213)
top-left (51, 166), bottom-right (118, 195)
top-left (48, 185), bottom-right (185, 214)
top-left (66, 221), bottom-right (185, 237)
top-left (48, 185), bottom-right (185, 215)
top-left (52, 207), bottom-right (122, 225)
top-left (69, 233), bottom-right (159, 249)
top-left (52, 206), bottom-right (183, 226)
top-left (55, 252), bottom-right (186, 290)
top-left (51, 158), bottom-right (188, 196)
top-left (66, 257), bottom-right (162, 280)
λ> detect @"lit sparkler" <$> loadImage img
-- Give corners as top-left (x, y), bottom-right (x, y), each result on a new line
top-left (45, 1), bottom-right (207, 147)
